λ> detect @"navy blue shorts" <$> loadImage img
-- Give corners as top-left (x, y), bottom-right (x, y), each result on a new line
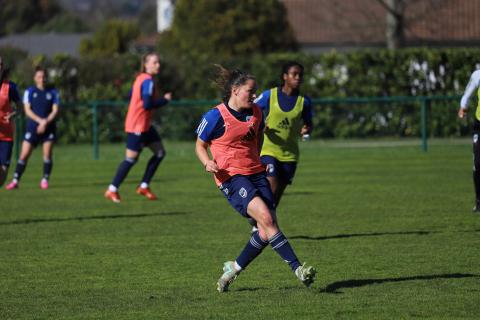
top-left (219, 172), bottom-right (275, 218)
top-left (24, 124), bottom-right (57, 146)
top-left (261, 155), bottom-right (297, 184)
top-left (126, 127), bottom-right (161, 152)
top-left (0, 140), bottom-right (13, 167)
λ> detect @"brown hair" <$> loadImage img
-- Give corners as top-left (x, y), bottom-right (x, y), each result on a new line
top-left (213, 64), bottom-right (256, 103)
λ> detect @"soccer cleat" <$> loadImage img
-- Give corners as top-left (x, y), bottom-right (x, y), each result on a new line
top-left (217, 261), bottom-right (241, 292)
top-left (473, 201), bottom-right (480, 213)
top-left (40, 179), bottom-right (49, 189)
top-left (104, 189), bottom-right (121, 203)
top-left (295, 263), bottom-right (317, 287)
top-left (5, 181), bottom-right (18, 190)
top-left (136, 186), bottom-right (158, 200)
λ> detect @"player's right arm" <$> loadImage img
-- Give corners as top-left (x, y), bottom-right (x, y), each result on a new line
top-left (459, 70), bottom-right (480, 119)
top-left (195, 108), bottom-right (223, 173)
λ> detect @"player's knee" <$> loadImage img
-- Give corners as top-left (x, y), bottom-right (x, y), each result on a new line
top-left (156, 149), bottom-right (165, 159)
top-left (256, 209), bottom-right (275, 228)
top-left (125, 156), bottom-right (137, 164)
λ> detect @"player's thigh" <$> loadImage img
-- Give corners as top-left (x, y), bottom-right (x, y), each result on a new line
top-left (145, 128), bottom-right (164, 154)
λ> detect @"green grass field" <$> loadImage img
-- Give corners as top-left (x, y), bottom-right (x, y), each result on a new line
top-left (1, 140), bottom-right (479, 319)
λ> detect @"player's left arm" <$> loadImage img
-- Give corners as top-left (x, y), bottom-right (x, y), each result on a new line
top-left (141, 79), bottom-right (171, 110)
top-left (301, 96), bottom-right (313, 135)
top-left (46, 89), bottom-right (60, 124)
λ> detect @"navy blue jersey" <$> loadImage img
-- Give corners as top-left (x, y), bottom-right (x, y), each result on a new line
top-left (254, 87), bottom-right (313, 127)
top-left (23, 86), bottom-right (60, 119)
top-left (196, 103), bottom-right (265, 142)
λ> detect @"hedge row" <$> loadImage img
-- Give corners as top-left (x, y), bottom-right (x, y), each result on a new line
top-left (2, 47), bottom-right (479, 141)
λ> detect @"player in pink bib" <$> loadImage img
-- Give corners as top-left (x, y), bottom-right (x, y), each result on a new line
top-left (0, 56), bottom-right (22, 187)
top-left (105, 53), bottom-right (172, 203)
top-left (195, 66), bottom-right (316, 292)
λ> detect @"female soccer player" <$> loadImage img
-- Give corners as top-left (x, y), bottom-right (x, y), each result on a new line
top-left (255, 61), bottom-right (313, 207)
top-left (458, 68), bottom-right (480, 212)
top-left (195, 66), bottom-right (316, 292)
top-left (104, 53), bottom-right (172, 203)
top-left (0, 56), bottom-right (21, 187)
top-left (6, 66), bottom-right (59, 190)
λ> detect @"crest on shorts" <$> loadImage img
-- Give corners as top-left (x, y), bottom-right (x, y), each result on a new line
top-left (267, 164), bottom-right (275, 173)
top-left (239, 187), bottom-right (247, 198)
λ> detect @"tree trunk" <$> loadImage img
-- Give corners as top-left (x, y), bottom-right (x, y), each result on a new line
top-left (385, 0), bottom-right (405, 49)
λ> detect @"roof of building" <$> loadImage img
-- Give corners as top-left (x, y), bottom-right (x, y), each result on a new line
top-left (0, 33), bottom-right (89, 57)
top-left (283, 0), bottom-right (480, 48)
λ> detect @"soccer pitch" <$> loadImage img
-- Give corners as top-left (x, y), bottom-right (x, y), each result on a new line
top-left (1, 140), bottom-right (479, 319)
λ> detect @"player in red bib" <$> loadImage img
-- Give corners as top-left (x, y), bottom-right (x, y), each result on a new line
top-left (195, 66), bottom-right (316, 292)
top-left (0, 56), bottom-right (22, 187)
top-left (104, 53), bottom-right (172, 203)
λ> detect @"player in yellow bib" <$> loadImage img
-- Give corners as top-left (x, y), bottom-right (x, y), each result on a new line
top-left (458, 68), bottom-right (480, 212)
top-left (255, 61), bottom-right (313, 207)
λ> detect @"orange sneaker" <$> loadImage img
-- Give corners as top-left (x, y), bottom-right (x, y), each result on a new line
top-left (104, 189), bottom-right (121, 203)
top-left (136, 186), bottom-right (158, 200)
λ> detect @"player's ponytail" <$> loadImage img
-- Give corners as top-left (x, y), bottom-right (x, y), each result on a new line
top-left (213, 64), bottom-right (255, 103)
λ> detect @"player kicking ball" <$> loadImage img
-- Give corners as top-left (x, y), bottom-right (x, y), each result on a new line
top-left (195, 66), bottom-right (316, 292)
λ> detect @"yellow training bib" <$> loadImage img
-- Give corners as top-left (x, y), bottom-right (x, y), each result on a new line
top-left (261, 87), bottom-right (304, 162)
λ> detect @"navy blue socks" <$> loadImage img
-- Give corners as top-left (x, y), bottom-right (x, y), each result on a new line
top-left (43, 159), bottom-right (52, 180)
top-left (236, 231), bottom-right (269, 269)
top-left (269, 231), bottom-right (301, 271)
top-left (141, 153), bottom-right (165, 185)
top-left (13, 160), bottom-right (26, 181)
top-left (111, 157), bottom-right (136, 188)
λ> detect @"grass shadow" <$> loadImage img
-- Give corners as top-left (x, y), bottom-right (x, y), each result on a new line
top-left (0, 211), bottom-right (188, 226)
top-left (290, 230), bottom-right (436, 241)
top-left (320, 273), bottom-right (480, 294)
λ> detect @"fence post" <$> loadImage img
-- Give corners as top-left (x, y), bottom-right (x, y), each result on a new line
top-left (14, 112), bottom-right (24, 160)
top-left (420, 98), bottom-right (429, 152)
top-left (91, 102), bottom-right (99, 160)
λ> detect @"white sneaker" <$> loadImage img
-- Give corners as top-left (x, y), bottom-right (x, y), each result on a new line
top-left (295, 263), bottom-right (316, 287)
top-left (217, 261), bottom-right (241, 292)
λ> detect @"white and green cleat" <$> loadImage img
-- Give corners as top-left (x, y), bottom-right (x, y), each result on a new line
top-left (217, 261), bottom-right (241, 292)
top-left (295, 263), bottom-right (317, 287)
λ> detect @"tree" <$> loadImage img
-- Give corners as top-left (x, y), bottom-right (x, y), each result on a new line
top-left (0, 0), bottom-right (62, 35)
top-left (376, 0), bottom-right (405, 49)
top-left (158, 0), bottom-right (297, 61)
top-left (79, 19), bottom-right (140, 57)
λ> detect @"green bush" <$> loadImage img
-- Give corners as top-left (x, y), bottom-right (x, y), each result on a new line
top-left (7, 48), bottom-right (480, 142)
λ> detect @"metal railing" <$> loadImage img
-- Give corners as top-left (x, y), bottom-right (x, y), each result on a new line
top-left (14, 95), bottom-right (462, 159)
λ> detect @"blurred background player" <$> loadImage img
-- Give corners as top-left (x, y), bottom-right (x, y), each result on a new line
top-left (195, 66), bottom-right (316, 292)
top-left (255, 61), bottom-right (313, 207)
top-left (6, 66), bottom-right (59, 190)
top-left (104, 53), bottom-right (172, 203)
top-left (0, 56), bottom-right (21, 187)
top-left (458, 68), bottom-right (480, 213)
